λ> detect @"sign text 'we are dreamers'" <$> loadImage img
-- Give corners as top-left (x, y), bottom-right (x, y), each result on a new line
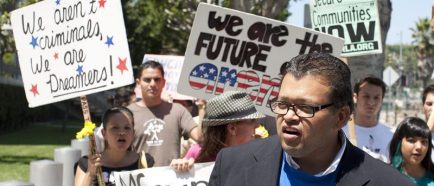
top-left (11, 0), bottom-right (133, 107)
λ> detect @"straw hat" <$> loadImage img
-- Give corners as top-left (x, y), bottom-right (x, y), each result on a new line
top-left (202, 91), bottom-right (265, 127)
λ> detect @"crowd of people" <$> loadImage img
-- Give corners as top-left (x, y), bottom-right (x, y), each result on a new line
top-left (74, 54), bottom-right (434, 186)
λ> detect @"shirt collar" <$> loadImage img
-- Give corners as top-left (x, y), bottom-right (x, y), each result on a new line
top-left (284, 130), bottom-right (347, 177)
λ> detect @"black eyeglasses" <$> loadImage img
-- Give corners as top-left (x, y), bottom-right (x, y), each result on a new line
top-left (269, 99), bottom-right (334, 118)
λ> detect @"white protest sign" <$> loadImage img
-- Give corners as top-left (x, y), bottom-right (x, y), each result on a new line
top-left (142, 54), bottom-right (185, 92)
top-left (178, 3), bottom-right (345, 116)
top-left (309, 0), bottom-right (383, 57)
top-left (113, 162), bottom-right (214, 186)
top-left (10, 0), bottom-right (133, 107)
top-left (383, 66), bottom-right (399, 87)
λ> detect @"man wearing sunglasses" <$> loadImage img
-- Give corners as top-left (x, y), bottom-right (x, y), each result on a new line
top-left (208, 53), bottom-right (412, 186)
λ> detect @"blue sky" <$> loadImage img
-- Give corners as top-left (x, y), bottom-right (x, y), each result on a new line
top-left (286, 0), bottom-right (433, 45)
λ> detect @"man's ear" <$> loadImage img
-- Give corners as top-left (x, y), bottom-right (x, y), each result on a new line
top-left (226, 123), bottom-right (237, 136)
top-left (336, 106), bottom-right (351, 129)
top-left (162, 78), bottom-right (166, 88)
top-left (353, 93), bottom-right (358, 104)
top-left (136, 78), bottom-right (140, 86)
top-left (102, 128), bottom-right (106, 138)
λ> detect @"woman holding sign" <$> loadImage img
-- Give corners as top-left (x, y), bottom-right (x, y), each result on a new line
top-left (389, 117), bottom-right (434, 185)
top-left (171, 91), bottom-right (266, 171)
top-left (74, 107), bottom-right (152, 186)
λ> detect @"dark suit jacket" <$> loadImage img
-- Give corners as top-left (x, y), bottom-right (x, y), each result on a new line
top-left (209, 135), bottom-right (415, 186)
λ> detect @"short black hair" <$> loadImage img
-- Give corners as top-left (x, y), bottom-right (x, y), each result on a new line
top-left (353, 76), bottom-right (386, 98)
top-left (137, 60), bottom-right (165, 78)
top-left (422, 84), bottom-right (434, 104)
top-left (280, 53), bottom-right (353, 113)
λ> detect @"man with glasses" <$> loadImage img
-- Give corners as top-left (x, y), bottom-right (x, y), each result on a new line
top-left (343, 76), bottom-right (392, 163)
top-left (128, 60), bottom-right (202, 167)
top-left (208, 53), bottom-right (412, 186)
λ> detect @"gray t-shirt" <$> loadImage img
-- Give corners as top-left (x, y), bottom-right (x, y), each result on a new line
top-left (128, 101), bottom-right (197, 166)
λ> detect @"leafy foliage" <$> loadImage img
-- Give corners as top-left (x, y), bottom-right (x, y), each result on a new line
top-left (411, 17), bottom-right (434, 88)
top-left (2, 0), bottom-right (292, 77)
top-left (122, 0), bottom-right (292, 75)
top-left (385, 45), bottom-right (418, 88)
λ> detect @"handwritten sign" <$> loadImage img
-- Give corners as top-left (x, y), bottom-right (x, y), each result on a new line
top-left (113, 162), bottom-right (214, 186)
top-left (177, 3), bottom-right (345, 115)
top-left (309, 0), bottom-right (383, 56)
top-left (10, 0), bottom-right (133, 107)
top-left (142, 54), bottom-right (185, 92)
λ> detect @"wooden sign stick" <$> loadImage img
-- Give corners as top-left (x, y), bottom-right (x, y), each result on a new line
top-left (80, 96), bottom-right (105, 186)
top-left (348, 114), bottom-right (357, 145)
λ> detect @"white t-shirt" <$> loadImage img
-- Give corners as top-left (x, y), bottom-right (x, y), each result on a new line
top-left (343, 123), bottom-right (394, 163)
top-left (431, 133), bottom-right (434, 163)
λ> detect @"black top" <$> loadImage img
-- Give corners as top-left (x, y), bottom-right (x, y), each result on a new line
top-left (77, 156), bottom-right (139, 186)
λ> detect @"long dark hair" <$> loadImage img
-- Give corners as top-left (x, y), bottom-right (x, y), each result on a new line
top-left (389, 117), bottom-right (434, 173)
top-left (195, 125), bottom-right (227, 163)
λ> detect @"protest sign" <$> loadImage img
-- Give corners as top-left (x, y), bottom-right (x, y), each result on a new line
top-left (177, 3), bottom-right (344, 115)
top-left (142, 54), bottom-right (185, 93)
top-left (10, 0), bottom-right (133, 107)
top-left (309, 0), bottom-right (383, 56)
top-left (113, 162), bottom-right (214, 186)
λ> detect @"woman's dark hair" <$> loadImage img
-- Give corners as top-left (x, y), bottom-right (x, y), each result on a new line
top-left (102, 106), bottom-right (134, 128)
top-left (389, 117), bottom-right (434, 173)
top-left (196, 125), bottom-right (227, 163)
top-left (107, 86), bottom-right (136, 107)
top-left (101, 107), bottom-right (135, 150)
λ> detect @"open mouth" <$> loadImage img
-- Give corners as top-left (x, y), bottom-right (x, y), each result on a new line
top-left (117, 139), bottom-right (126, 143)
top-left (283, 127), bottom-right (301, 136)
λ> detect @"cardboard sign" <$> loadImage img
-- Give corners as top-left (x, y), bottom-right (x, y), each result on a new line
top-left (113, 162), bottom-right (214, 186)
top-left (309, 0), bottom-right (383, 56)
top-left (142, 54), bottom-right (185, 92)
top-left (178, 3), bottom-right (344, 115)
top-left (10, 0), bottom-right (133, 107)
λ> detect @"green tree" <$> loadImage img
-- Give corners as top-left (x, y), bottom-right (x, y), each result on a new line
top-left (122, 0), bottom-right (292, 73)
top-left (0, 0), bottom-right (40, 66)
top-left (2, 0), bottom-right (292, 75)
top-left (411, 17), bottom-right (434, 88)
top-left (385, 45), bottom-right (418, 88)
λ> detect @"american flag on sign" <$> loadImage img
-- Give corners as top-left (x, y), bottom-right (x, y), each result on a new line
top-left (189, 63), bottom-right (218, 93)
top-left (256, 75), bottom-right (280, 106)
top-left (215, 67), bottom-right (237, 94)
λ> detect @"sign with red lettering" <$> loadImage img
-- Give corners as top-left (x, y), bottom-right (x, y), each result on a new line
top-left (309, 0), bottom-right (383, 56)
top-left (178, 3), bottom-right (344, 115)
top-left (10, 0), bottom-right (133, 107)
